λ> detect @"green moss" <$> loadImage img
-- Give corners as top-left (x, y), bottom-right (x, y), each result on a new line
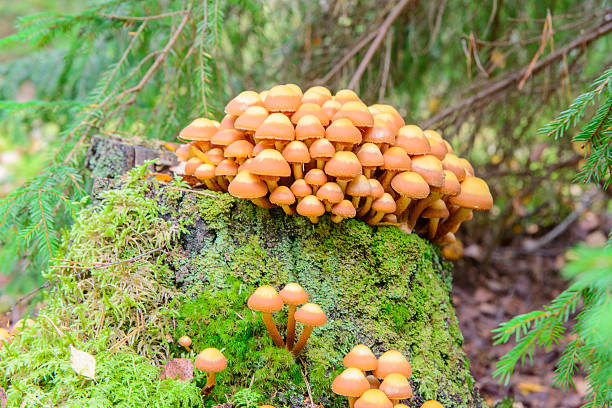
top-left (1, 173), bottom-right (482, 408)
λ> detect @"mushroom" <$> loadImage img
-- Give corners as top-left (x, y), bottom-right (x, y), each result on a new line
top-left (354, 389), bottom-right (393, 408)
top-left (309, 138), bottom-right (336, 169)
top-left (380, 214), bottom-right (400, 226)
top-left (343, 344), bottom-right (378, 373)
top-left (205, 148), bottom-right (225, 165)
top-left (302, 88), bottom-right (332, 106)
top-left (296, 195), bottom-right (326, 224)
top-left (331, 200), bottom-right (357, 223)
top-left (436, 176), bottom-right (492, 239)
top-left (10, 318), bottom-right (35, 335)
top-left (316, 182), bottom-right (344, 212)
top-left (332, 367), bottom-right (371, 408)
top-left (423, 129), bottom-right (447, 160)
top-left (215, 159), bottom-right (239, 187)
top-left (367, 193), bottom-right (396, 225)
top-left (390, 171), bottom-right (429, 218)
top-left (184, 158), bottom-right (204, 176)
top-left (366, 375), bottom-right (381, 389)
top-left (379, 147), bottom-right (412, 192)
top-left (420, 401), bottom-right (444, 408)
top-left (234, 106), bottom-right (269, 138)
top-left (406, 169), bottom-right (459, 230)
top-left (175, 144), bottom-right (192, 161)
top-left (458, 158), bottom-right (474, 176)
top-left (269, 186), bottom-right (296, 215)
top-left (420, 199), bottom-right (450, 239)
top-left (291, 103), bottom-right (330, 126)
top-left (357, 179), bottom-right (384, 218)
top-left (282, 141), bottom-right (311, 179)
top-left (394, 125), bottom-right (431, 156)
top-left (178, 335), bottom-right (192, 352)
top-left (249, 149), bottom-right (292, 192)
top-left (324, 151), bottom-right (363, 193)
top-left (322, 99), bottom-right (342, 118)
top-left (253, 140), bottom-right (276, 157)
top-left (332, 101), bottom-right (374, 130)
top-left (225, 140), bottom-right (254, 165)
top-left (441, 239), bottom-right (464, 260)
top-left (292, 303), bottom-right (327, 357)
top-left (220, 114), bottom-right (236, 129)
top-left (356, 143), bottom-right (384, 178)
top-left (379, 373), bottom-right (412, 404)
top-left (228, 170), bottom-right (272, 209)
top-left (290, 179), bottom-right (313, 203)
top-left (195, 163), bottom-right (221, 191)
top-left (194, 347), bottom-right (227, 390)
top-left (441, 153), bottom-right (466, 181)
top-left (304, 169), bottom-right (327, 194)
top-left (335, 89), bottom-right (362, 104)
top-left (211, 128), bottom-right (245, 149)
top-left (263, 84), bottom-right (301, 114)
top-left (247, 285), bottom-right (285, 347)
top-left (368, 104), bottom-right (405, 130)
top-left (279, 283), bottom-right (309, 350)
top-left (285, 83), bottom-right (303, 96)
top-left (178, 118), bottom-right (219, 151)
top-left (347, 175), bottom-right (371, 209)
top-left (0, 328), bottom-right (12, 350)
top-left (296, 115), bottom-right (326, 147)
top-left (225, 90), bottom-right (264, 116)
top-left (363, 115), bottom-right (396, 151)
top-left (373, 350), bottom-right (412, 379)
top-left (326, 118), bottom-right (362, 151)
top-left (254, 112), bottom-right (295, 150)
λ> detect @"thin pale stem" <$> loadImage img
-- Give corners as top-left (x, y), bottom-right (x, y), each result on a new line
top-left (261, 312), bottom-right (285, 347)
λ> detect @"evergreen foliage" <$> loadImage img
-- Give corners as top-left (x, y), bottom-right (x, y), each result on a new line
top-left (493, 68), bottom-right (612, 408)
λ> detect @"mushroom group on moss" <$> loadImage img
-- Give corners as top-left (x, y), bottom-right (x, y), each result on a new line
top-left (334, 345), bottom-right (414, 407)
top-left (173, 84), bottom-right (492, 243)
top-left (247, 283), bottom-right (326, 356)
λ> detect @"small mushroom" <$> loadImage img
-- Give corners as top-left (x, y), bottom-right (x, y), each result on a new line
top-left (249, 149), bottom-right (292, 192)
top-left (304, 169), bottom-right (328, 194)
top-left (263, 85), bottom-right (301, 114)
top-left (291, 103), bottom-right (330, 126)
top-left (406, 169), bottom-right (459, 230)
top-left (296, 115), bottom-right (326, 147)
top-left (290, 179), bottom-right (313, 203)
top-left (269, 186), bottom-right (296, 215)
top-left (326, 118), bottom-right (362, 151)
top-left (254, 113), bottom-right (295, 150)
top-left (347, 175), bottom-right (371, 210)
top-left (390, 172), bottom-right (429, 218)
top-left (194, 347), bottom-right (227, 390)
top-left (247, 285), bottom-right (285, 347)
top-left (332, 367), bottom-right (371, 408)
top-left (367, 193), bottom-right (396, 225)
top-left (195, 163), bottom-right (221, 191)
top-left (302, 88), bottom-right (332, 106)
top-left (394, 125), bottom-right (431, 156)
top-left (228, 170), bottom-right (272, 209)
top-left (279, 283), bottom-right (309, 350)
top-left (309, 138), bottom-right (336, 169)
top-left (178, 335), bottom-right (192, 352)
top-left (224, 140), bottom-right (254, 165)
top-left (331, 200), bottom-right (357, 223)
top-left (379, 373), bottom-right (412, 404)
top-left (332, 101), bottom-right (374, 130)
top-left (225, 91), bottom-right (264, 116)
top-left (282, 141), bottom-right (311, 179)
top-left (354, 388), bottom-right (393, 408)
top-left (420, 401), bottom-right (444, 408)
top-left (322, 99), bottom-right (342, 118)
top-left (292, 303), bottom-right (327, 357)
top-left (343, 344), bottom-right (378, 373)
top-left (357, 179), bottom-right (384, 218)
top-left (316, 182), bottom-right (344, 212)
top-left (296, 195), bottom-right (326, 224)
top-left (356, 143), bottom-right (384, 178)
top-left (234, 106), bottom-right (269, 137)
top-left (325, 151), bottom-right (363, 193)
top-left (373, 350), bottom-right (412, 379)
top-left (420, 199), bottom-right (449, 239)
top-left (335, 89), bottom-right (362, 104)
top-left (379, 147), bottom-right (412, 192)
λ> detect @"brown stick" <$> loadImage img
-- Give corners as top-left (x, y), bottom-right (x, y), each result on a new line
top-left (422, 19), bottom-right (612, 128)
top-left (347, 0), bottom-right (412, 89)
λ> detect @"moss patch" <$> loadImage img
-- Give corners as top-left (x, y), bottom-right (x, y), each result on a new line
top-left (0, 172), bottom-right (482, 408)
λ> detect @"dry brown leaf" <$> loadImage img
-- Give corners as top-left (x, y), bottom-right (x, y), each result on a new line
top-left (517, 381), bottom-right (547, 395)
top-left (159, 358), bottom-right (194, 381)
top-left (69, 345), bottom-right (96, 380)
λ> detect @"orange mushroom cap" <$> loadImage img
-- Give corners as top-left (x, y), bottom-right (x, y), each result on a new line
top-left (354, 389), bottom-right (393, 408)
top-left (296, 195), bottom-right (326, 218)
top-left (294, 302), bottom-right (327, 326)
top-left (335, 89), bottom-right (361, 104)
top-left (234, 106), bottom-right (269, 132)
top-left (178, 335), bottom-right (192, 348)
top-left (326, 118), bottom-right (362, 145)
top-left (250, 149), bottom-right (292, 178)
top-left (269, 186), bottom-right (296, 206)
top-left (247, 285), bottom-right (284, 312)
top-left (324, 151), bottom-right (362, 180)
top-left (225, 140), bottom-right (254, 160)
top-left (322, 99), bottom-right (342, 118)
top-left (411, 155), bottom-right (444, 187)
top-left (332, 367), bottom-right (371, 397)
top-left (332, 200), bottom-right (357, 219)
top-left (296, 115), bottom-right (327, 141)
top-left (423, 130), bottom-right (447, 160)
top-left (211, 129), bottom-right (244, 147)
top-left (371, 193), bottom-right (397, 214)
top-left (422, 199), bottom-right (449, 219)
top-left (449, 176), bottom-right (493, 210)
top-left (255, 113), bottom-right (296, 142)
top-left (395, 125), bottom-right (431, 155)
top-left (194, 163), bottom-right (216, 180)
top-left (309, 138), bottom-right (336, 160)
top-left (382, 147), bottom-right (412, 171)
top-left (421, 401), bottom-right (444, 408)
top-left (357, 143), bottom-right (384, 168)
top-left (442, 153), bottom-right (466, 181)
top-left (379, 373), bottom-right (412, 401)
top-left (290, 179), bottom-right (313, 198)
top-left (316, 182), bottom-right (344, 204)
top-left (332, 101), bottom-right (374, 127)
top-left (279, 282), bottom-right (308, 305)
top-left (225, 91), bottom-right (264, 116)
top-left (194, 348), bottom-right (227, 372)
top-left (291, 103), bottom-right (330, 126)
top-left (228, 170), bottom-right (268, 199)
top-left (179, 118), bottom-right (219, 141)
top-left (343, 344), bottom-right (378, 371)
top-left (215, 159), bottom-right (239, 177)
top-left (391, 172), bottom-right (430, 199)
top-left (373, 350), bottom-right (412, 379)
top-left (368, 179), bottom-right (385, 198)
top-left (347, 175), bottom-right (371, 198)
top-left (364, 115), bottom-right (396, 145)
top-left (282, 141), bottom-right (311, 164)
top-left (302, 89), bottom-right (332, 106)
top-left (263, 85), bottom-right (301, 113)
top-left (304, 169), bottom-right (327, 188)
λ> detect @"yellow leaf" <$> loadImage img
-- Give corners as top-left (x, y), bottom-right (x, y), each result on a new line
top-left (70, 345), bottom-right (96, 380)
top-left (517, 381), bottom-right (546, 395)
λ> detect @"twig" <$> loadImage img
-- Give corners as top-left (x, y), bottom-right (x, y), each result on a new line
top-left (423, 19), bottom-right (612, 129)
top-left (109, 325), bottom-right (144, 355)
top-left (98, 11), bottom-right (188, 21)
top-left (518, 10), bottom-right (554, 90)
top-left (318, 29), bottom-right (378, 84)
top-left (51, 246), bottom-right (167, 269)
top-left (300, 361), bottom-right (315, 408)
top-left (378, 29), bottom-right (393, 101)
top-left (347, 0), bottom-right (412, 89)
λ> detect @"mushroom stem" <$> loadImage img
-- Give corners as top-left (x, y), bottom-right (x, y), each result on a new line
top-left (363, 168), bottom-right (373, 178)
top-left (367, 211), bottom-right (385, 225)
top-left (379, 171), bottom-right (396, 192)
top-left (316, 159), bottom-right (326, 169)
top-left (275, 141), bottom-right (286, 151)
top-left (292, 326), bottom-right (313, 357)
top-left (428, 218), bottom-right (440, 239)
top-left (357, 197), bottom-right (373, 217)
top-left (264, 179), bottom-right (279, 192)
top-left (336, 180), bottom-right (349, 194)
top-left (281, 204), bottom-right (295, 215)
top-left (216, 176), bottom-right (228, 191)
top-left (406, 192), bottom-right (440, 230)
top-left (292, 164), bottom-right (304, 179)
top-left (351, 196), bottom-right (361, 209)
top-left (312, 186), bottom-right (319, 195)
top-left (391, 399), bottom-right (400, 405)
top-left (261, 312), bottom-right (285, 347)
top-left (203, 179), bottom-right (218, 191)
top-left (436, 207), bottom-right (472, 239)
top-left (286, 305), bottom-right (298, 350)
top-left (348, 396), bottom-right (357, 408)
top-left (308, 216), bottom-right (319, 224)
top-left (324, 202), bottom-right (333, 212)
top-left (394, 196), bottom-right (412, 216)
top-left (206, 372), bottom-right (216, 389)
top-left (330, 214), bottom-right (344, 223)
top-left (189, 146), bottom-right (214, 164)
top-left (251, 197), bottom-right (274, 208)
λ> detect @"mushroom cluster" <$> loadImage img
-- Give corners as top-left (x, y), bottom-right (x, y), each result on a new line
top-left (332, 345), bottom-right (413, 408)
top-left (173, 84), bottom-right (492, 242)
top-left (247, 283), bottom-right (326, 357)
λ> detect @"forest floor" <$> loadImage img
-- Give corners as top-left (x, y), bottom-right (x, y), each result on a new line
top-left (452, 210), bottom-right (611, 408)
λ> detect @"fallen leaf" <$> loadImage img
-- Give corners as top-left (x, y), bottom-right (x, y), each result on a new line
top-left (517, 381), bottom-right (547, 395)
top-left (70, 345), bottom-right (96, 380)
top-left (0, 385), bottom-right (6, 408)
top-left (159, 358), bottom-right (194, 382)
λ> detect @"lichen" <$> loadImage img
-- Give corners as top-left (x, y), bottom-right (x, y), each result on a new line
top-left (0, 172), bottom-right (483, 408)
